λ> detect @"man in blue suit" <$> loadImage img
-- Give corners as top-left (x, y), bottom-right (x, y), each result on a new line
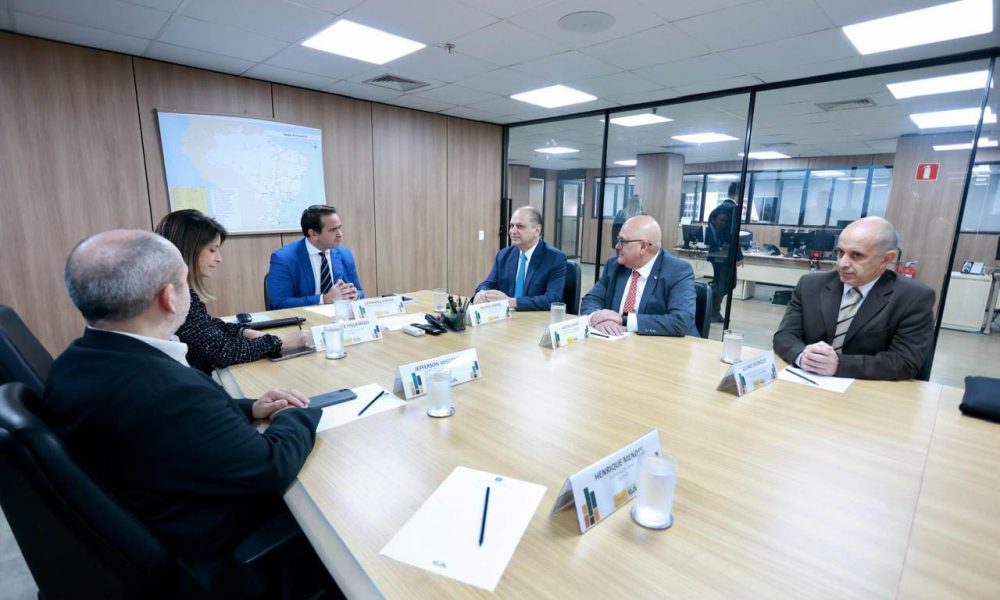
top-left (581, 215), bottom-right (697, 336)
top-left (474, 206), bottom-right (566, 311)
top-left (268, 205), bottom-right (364, 309)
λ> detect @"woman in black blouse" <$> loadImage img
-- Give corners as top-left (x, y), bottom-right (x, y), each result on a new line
top-left (155, 210), bottom-right (310, 373)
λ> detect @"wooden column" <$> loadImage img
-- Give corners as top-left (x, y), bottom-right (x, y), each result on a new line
top-left (635, 152), bottom-right (685, 249)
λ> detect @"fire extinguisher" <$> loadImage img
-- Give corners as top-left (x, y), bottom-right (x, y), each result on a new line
top-left (897, 260), bottom-right (918, 279)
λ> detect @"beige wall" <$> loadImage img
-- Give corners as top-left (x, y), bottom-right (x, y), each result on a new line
top-left (0, 32), bottom-right (501, 354)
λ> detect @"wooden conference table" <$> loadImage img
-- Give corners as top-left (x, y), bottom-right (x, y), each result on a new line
top-left (224, 291), bottom-right (1000, 600)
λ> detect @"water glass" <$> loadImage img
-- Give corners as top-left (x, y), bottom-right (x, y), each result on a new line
top-left (550, 302), bottom-right (567, 324)
top-left (426, 367), bottom-right (454, 418)
top-left (630, 454), bottom-right (677, 530)
top-left (323, 323), bottom-right (346, 359)
top-left (433, 288), bottom-right (449, 312)
top-left (333, 299), bottom-right (353, 322)
top-left (721, 330), bottom-right (743, 364)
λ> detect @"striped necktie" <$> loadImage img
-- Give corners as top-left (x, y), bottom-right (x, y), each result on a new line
top-left (319, 251), bottom-right (333, 295)
top-left (832, 287), bottom-right (862, 351)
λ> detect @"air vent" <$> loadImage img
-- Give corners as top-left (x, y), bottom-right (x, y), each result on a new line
top-left (816, 97), bottom-right (875, 111)
top-left (364, 74), bottom-right (430, 92)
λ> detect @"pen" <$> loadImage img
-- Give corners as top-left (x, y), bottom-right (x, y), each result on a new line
top-left (357, 390), bottom-right (386, 416)
top-left (589, 329), bottom-right (609, 338)
top-left (478, 486), bottom-right (490, 547)
top-left (786, 367), bottom-right (819, 385)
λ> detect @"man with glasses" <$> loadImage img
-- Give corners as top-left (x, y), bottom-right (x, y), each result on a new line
top-left (582, 215), bottom-right (697, 336)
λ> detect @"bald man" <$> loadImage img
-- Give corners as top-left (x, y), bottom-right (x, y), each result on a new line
top-left (581, 215), bottom-right (698, 336)
top-left (772, 217), bottom-right (935, 380)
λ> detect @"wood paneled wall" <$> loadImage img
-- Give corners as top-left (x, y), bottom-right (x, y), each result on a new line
top-left (952, 233), bottom-right (1000, 270)
top-left (508, 164), bottom-right (530, 209)
top-left (635, 153), bottom-right (685, 250)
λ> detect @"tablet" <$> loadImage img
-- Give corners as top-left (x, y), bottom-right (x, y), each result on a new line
top-left (267, 346), bottom-right (314, 362)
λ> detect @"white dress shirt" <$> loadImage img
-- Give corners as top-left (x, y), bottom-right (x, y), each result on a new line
top-left (617, 254), bottom-right (657, 332)
top-left (88, 326), bottom-right (190, 366)
top-left (305, 240), bottom-right (333, 303)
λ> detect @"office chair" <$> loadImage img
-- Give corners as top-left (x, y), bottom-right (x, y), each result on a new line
top-left (263, 274), bottom-right (273, 311)
top-left (916, 350), bottom-right (933, 382)
top-left (0, 305), bottom-right (53, 397)
top-left (563, 261), bottom-right (582, 315)
top-left (693, 282), bottom-right (712, 339)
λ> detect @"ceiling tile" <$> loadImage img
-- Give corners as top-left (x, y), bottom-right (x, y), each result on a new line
top-left (812, 0), bottom-right (946, 26)
top-left (720, 28), bottom-right (858, 74)
top-left (14, 12), bottom-right (151, 55)
top-left (468, 95), bottom-right (542, 115)
top-left (673, 0), bottom-right (833, 52)
top-left (378, 45), bottom-right (498, 84)
top-left (635, 54), bottom-right (747, 88)
top-left (322, 79), bottom-right (401, 102)
top-left (607, 88), bottom-right (681, 107)
top-left (568, 71), bottom-right (663, 98)
top-left (455, 67), bottom-right (550, 96)
top-left (123, 0), bottom-right (183, 10)
top-left (636, 0), bottom-right (755, 22)
top-left (243, 63), bottom-right (336, 90)
top-left (11, 0), bottom-right (170, 38)
top-left (754, 56), bottom-right (866, 84)
top-left (578, 23), bottom-right (710, 70)
top-left (440, 105), bottom-right (502, 122)
top-left (290, 0), bottom-right (365, 13)
top-left (158, 16), bottom-right (287, 62)
top-left (145, 42), bottom-right (255, 75)
top-left (451, 21), bottom-right (567, 67)
top-left (389, 94), bottom-right (456, 113)
top-left (457, 0), bottom-right (555, 19)
top-left (509, 0), bottom-right (667, 49)
top-left (179, 0), bottom-right (336, 43)
top-left (265, 44), bottom-right (374, 79)
top-left (512, 51), bottom-right (619, 83)
top-left (342, 0), bottom-right (498, 46)
top-left (414, 84), bottom-right (499, 106)
top-left (858, 31), bottom-right (1000, 68)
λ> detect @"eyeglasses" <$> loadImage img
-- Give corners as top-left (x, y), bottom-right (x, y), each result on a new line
top-left (615, 237), bottom-right (644, 247)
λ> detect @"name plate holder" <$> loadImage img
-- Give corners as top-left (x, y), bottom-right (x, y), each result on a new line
top-left (467, 300), bottom-right (511, 326)
top-left (309, 318), bottom-right (383, 350)
top-left (539, 316), bottom-right (590, 349)
top-left (352, 295), bottom-right (405, 319)
top-left (550, 430), bottom-right (662, 533)
top-left (393, 348), bottom-right (481, 400)
top-left (717, 351), bottom-right (779, 396)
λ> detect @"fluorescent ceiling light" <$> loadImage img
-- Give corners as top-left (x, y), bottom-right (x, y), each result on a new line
top-left (910, 107), bottom-right (996, 128)
top-left (672, 133), bottom-right (738, 144)
top-left (973, 164), bottom-right (993, 171)
top-left (512, 85), bottom-right (597, 109)
top-left (887, 70), bottom-right (989, 99)
top-left (534, 146), bottom-right (578, 154)
top-left (614, 159), bottom-right (637, 166)
top-left (609, 114), bottom-right (672, 127)
top-left (739, 151), bottom-right (791, 160)
top-left (933, 137), bottom-right (999, 150)
top-left (707, 174), bottom-right (740, 180)
top-left (812, 170), bottom-right (845, 177)
top-left (871, 184), bottom-right (889, 187)
top-left (843, 0), bottom-right (993, 55)
top-left (302, 20), bottom-right (425, 65)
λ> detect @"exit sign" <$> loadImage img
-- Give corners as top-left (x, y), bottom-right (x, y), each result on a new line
top-left (915, 163), bottom-right (939, 180)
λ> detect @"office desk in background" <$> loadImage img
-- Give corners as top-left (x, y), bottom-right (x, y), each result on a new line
top-left (675, 248), bottom-right (837, 300)
top-left (224, 292), bottom-right (1000, 599)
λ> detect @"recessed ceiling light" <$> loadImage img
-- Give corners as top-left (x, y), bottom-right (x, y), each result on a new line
top-left (672, 133), bottom-right (738, 144)
top-left (843, 0), bottom-right (992, 55)
top-left (910, 106), bottom-right (997, 128)
top-left (739, 151), bottom-right (791, 160)
top-left (933, 137), bottom-right (999, 150)
top-left (610, 114), bottom-right (672, 127)
top-left (534, 146), bottom-right (579, 154)
top-left (707, 174), bottom-right (740, 180)
top-left (613, 159), bottom-right (637, 166)
top-left (812, 170), bottom-right (846, 177)
top-left (302, 20), bottom-right (425, 65)
top-left (887, 70), bottom-right (989, 99)
top-left (973, 164), bottom-right (993, 171)
top-left (512, 85), bottom-right (597, 109)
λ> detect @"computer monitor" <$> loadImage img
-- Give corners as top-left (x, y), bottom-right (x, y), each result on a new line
top-left (780, 229), bottom-right (815, 255)
top-left (811, 229), bottom-right (840, 254)
top-left (996, 237), bottom-right (1000, 260)
top-left (739, 230), bottom-right (752, 250)
top-left (836, 219), bottom-right (853, 229)
top-left (682, 224), bottom-right (704, 247)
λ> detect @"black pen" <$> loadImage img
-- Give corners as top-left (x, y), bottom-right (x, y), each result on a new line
top-left (786, 367), bottom-right (819, 385)
top-left (478, 486), bottom-right (490, 547)
top-left (357, 390), bottom-right (386, 416)
top-left (447, 295), bottom-right (457, 315)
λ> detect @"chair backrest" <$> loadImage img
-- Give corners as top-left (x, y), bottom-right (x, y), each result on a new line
top-left (0, 382), bottom-right (185, 599)
top-left (0, 305), bottom-right (53, 397)
top-left (563, 261), bottom-right (582, 315)
top-left (263, 274), bottom-right (273, 311)
top-left (693, 282), bottom-right (712, 339)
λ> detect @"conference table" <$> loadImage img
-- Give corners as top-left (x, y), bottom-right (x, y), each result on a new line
top-left (223, 291), bottom-right (1000, 599)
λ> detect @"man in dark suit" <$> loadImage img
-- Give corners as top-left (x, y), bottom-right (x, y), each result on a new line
top-left (772, 217), bottom-right (935, 380)
top-left (474, 206), bottom-right (567, 311)
top-left (39, 230), bottom-right (323, 594)
top-left (581, 215), bottom-right (697, 336)
top-left (268, 204), bottom-right (364, 309)
top-left (705, 182), bottom-right (744, 322)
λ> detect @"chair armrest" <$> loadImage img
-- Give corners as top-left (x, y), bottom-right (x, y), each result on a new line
top-left (233, 511), bottom-right (302, 565)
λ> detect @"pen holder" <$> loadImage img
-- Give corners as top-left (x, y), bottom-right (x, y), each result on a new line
top-left (440, 309), bottom-right (467, 332)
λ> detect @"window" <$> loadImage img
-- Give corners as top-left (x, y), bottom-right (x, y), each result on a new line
top-left (962, 163), bottom-right (1000, 232)
top-left (592, 176), bottom-right (634, 218)
top-left (680, 174), bottom-right (703, 221)
top-left (704, 174), bottom-right (739, 219)
top-left (748, 170), bottom-right (805, 224)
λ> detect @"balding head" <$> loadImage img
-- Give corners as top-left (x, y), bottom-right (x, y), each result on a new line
top-left (616, 215), bottom-right (662, 269)
top-left (66, 230), bottom-right (187, 326)
top-left (836, 217), bottom-right (900, 287)
top-left (842, 216), bottom-right (898, 254)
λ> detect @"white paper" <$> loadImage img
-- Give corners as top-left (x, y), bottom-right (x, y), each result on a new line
top-left (378, 312), bottom-right (425, 331)
top-left (221, 312), bottom-right (273, 324)
top-left (589, 330), bottom-right (633, 341)
top-left (303, 304), bottom-right (338, 318)
top-left (380, 466), bottom-right (545, 592)
top-left (315, 384), bottom-right (405, 432)
top-left (779, 367), bottom-right (855, 393)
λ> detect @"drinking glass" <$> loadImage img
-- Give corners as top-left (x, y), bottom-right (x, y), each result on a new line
top-left (333, 299), bottom-right (353, 322)
top-left (721, 330), bottom-right (743, 364)
top-left (550, 302), bottom-right (566, 324)
top-left (433, 288), bottom-right (449, 312)
top-left (426, 367), bottom-right (454, 418)
top-left (323, 323), bottom-right (346, 359)
top-left (630, 454), bottom-right (677, 529)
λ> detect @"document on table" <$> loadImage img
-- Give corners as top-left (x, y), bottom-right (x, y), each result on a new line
top-left (378, 312), bottom-right (425, 331)
top-left (779, 367), bottom-right (855, 393)
top-left (302, 304), bottom-right (338, 318)
top-left (316, 383), bottom-right (405, 432)
top-left (589, 330), bottom-right (633, 341)
top-left (380, 466), bottom-right (546, 592)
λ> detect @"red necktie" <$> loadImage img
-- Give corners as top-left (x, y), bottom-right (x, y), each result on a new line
top-left (623, 270), bottom-right (640, 314)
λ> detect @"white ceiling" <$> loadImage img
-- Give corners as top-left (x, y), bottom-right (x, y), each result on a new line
top-left (2, 0), bottom-right (999, 168)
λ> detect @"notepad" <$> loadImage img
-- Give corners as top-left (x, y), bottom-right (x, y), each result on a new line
top-left (315, 384), bottom-right (405, 432)
top-left (778, 367), bottom-right (855, 393)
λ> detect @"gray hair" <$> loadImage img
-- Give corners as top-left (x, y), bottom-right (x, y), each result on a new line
top-left (854, 216), bottom-right (899, 254)
top-left (65, 230), bottom-right (185, 323)
top-left (514, 205), bottom-right (543, 227)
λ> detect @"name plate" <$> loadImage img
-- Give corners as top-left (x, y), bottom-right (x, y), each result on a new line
top-left (352, 295), bottom-right (405, 319)
top-left (308, 318), bottom-right (383, 350)
top-left (468, 300), bottom-right (510, 326)
top-left (717, 351), bottom-right (778, 396)
top-left (538, 316), bottom-right (590, 349)
top-left (393, 348), bottom-right (481, 400)
top-left (550, 430), bottom-right (662, 533)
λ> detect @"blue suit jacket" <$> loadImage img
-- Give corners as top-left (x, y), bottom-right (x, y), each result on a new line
top-left (268, 238), bottom-right (364, 309)
top-left (475, 240), bottom-right (567, 311)
top-left (581, 249), bottom-right (698, 336)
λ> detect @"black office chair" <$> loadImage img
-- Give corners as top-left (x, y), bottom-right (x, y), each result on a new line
top-left (0, 305), bottom-right (53, 397)
top-left (693, 282), bottom-right (712, 339)
top-left (916, 350), bottom-right (933, 382)
top-left (563, 261), bottom-right (582, 315)
top-left (263, 274), bottom-right (273, 311)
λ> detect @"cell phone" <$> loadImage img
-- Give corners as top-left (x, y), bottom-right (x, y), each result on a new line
top-left (309, 388), bottom-right (357, 409)
top-left (413, 323), bottom-right (443, 335)
top-left (267, 346), bottom-right (314, 362)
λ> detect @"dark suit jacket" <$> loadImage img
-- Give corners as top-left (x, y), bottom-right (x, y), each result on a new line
top-left (38, 328), bottom-right (321, 577)
top-left (772, 270), bottom-right (935, 380)
top-left (581, 249), bottom-right (698, 336)
top-left (475, 240), bottom-right (567, 311)
top-left (268, 238), bottom-right (364, 308)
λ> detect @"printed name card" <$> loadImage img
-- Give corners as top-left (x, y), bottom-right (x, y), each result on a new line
top-left (550, 430), bottom-right (662, 534)
top-left (393, 348), bottom-right (481, 400)
top-left (717, 351), bottom-right (779, 396)
top-left (538, 316), bottom-right (590, 349)
top-left (308, 318), bottom-right (383, 350)
top-left (352, 295), bottom-right (405, 319)
top-left (468, 300), bottom-right (511, 327)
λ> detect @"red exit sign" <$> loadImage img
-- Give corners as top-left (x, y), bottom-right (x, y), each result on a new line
top-left (915, 163), bottom-right (939, 180)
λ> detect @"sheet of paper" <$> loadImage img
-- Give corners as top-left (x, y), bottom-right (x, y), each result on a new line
top-left (220, 312), bottom-right (273, 324)
top-left (381, 466), bottom-right (545, 592)
top-left (589, 330), bottom-right (633, 341)
top-left (303, 304), bottom-right (338, 318)
top-left (378, 312), bottom-right (425, 331)
top-left (779, 367), bottom-right (855, 393)
top-left (316, 383), bottom-right (405, 432)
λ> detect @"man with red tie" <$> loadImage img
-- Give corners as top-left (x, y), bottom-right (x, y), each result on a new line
top-left (582, 215), bottom-right (698, 337)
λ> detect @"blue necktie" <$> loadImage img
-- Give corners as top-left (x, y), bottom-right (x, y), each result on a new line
top-left (514, 252), bottom-right (527, 298)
